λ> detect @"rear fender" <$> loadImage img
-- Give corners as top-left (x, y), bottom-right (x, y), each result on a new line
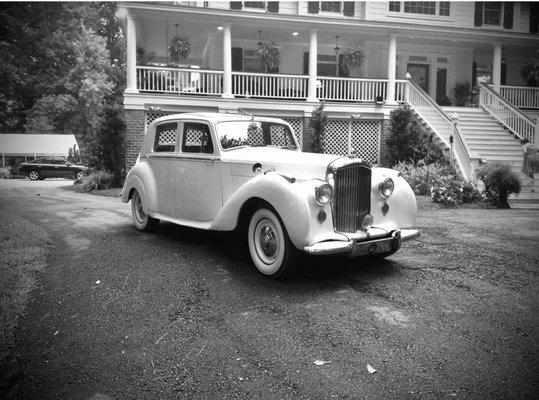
top-left (121, 162), bottom-right (157, 214)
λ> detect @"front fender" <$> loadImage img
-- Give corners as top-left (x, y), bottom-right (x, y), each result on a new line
top-left (211, 172), bottom-right (333, 250)
top-left (121, 162), bottom-right (157, 214)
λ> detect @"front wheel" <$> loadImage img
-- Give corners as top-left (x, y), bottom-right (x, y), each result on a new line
top-left (247, 207), bottom-right (298, 278)
top-left (131, 190), bottom-right (159, 232)
top-left (28, 170), bottom-right (40, 181)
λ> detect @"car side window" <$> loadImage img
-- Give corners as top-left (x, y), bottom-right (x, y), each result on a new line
top-left (182, 123), bottom-right (214, 154)
top-left (154, 122), bottom-right (178, 152)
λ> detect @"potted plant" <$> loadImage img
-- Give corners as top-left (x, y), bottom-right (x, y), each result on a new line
top-left (519, 62), bottom-right (538, 87)
top-left (453, 81), bottom-right (470, 106)
top-left (168, 35), bottom-right (192, 64)
top-left (340, 45), bottom-right (365, 76)
top-left (256, 40), bottom-right (280, 73)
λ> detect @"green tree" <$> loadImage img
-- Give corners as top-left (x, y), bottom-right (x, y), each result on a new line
top-left (308, 102), bottom-right (327, 153)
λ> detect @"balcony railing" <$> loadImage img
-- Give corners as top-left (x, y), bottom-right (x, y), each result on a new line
top-left (137, 66), bottom-right (223, 95)
top-left (480, 84), bottom-right (538, 145)
top-left (136, 66), bottom-right (407, 103)
top-left (500, 85), bottom-right (539, 109)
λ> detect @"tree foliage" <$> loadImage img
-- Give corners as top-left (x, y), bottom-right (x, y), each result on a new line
top-left (0, 2), bottom-right (126, 184)
top-left (307, 102), bottom-right (327, 153)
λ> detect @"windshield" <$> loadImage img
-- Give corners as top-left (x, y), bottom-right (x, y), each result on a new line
top-left (216, 121), bottom-right (298, 151)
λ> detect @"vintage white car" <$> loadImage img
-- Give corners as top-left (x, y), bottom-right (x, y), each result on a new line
top-left (122, 113), bottom-right (419, 278)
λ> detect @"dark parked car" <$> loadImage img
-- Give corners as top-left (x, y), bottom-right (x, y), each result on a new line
top-left (19, 157), bottom-right (87, 180)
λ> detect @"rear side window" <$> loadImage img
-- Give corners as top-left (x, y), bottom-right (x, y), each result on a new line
top-left (154, 122), bottom-right (178, 152)
top-left (182, 123), bottom-right (214, 154)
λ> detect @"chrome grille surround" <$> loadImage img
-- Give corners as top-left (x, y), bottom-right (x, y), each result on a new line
top-left (331, 163), bottom-right (371, 233)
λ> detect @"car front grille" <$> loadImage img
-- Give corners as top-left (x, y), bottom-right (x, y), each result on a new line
top-left (333, 164), bottom-right (371, 233)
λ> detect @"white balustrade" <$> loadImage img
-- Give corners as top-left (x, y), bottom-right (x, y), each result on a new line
top-left (480, 84), bottom-right (537, 145)
top-left (406, 80), bottom-right (474, 180)
top-left (318, 77), bottom-right (390, 102)
top-left (136, 66), bottom-right (223, 95)
top-left (500, 85), bottom-right (539, 109)
top-left (231, 72), bottom-right (308, 99)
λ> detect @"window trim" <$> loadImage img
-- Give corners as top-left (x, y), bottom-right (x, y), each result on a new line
top-left (388, 1), bottom-right (451, 18)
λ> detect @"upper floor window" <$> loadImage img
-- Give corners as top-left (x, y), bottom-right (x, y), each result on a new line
top-left (389, 1), bottom-right (450, 16)
top-left (230, 1), bottom-right (279, 12)
top-left (321, 2), bottom-right (341, 13)
top-left (307, 2), bottom-right (355, 17)
top-left (474, 2), bottom-right (513, 29)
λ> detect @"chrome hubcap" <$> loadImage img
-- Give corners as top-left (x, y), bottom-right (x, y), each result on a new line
top-left (259, 225), bottom-right (277, 257)
top-left (134, 194), bottom-right (146, 222)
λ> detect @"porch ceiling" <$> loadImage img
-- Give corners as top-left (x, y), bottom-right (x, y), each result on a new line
top-left (122, 2), bottom-right (539, 51)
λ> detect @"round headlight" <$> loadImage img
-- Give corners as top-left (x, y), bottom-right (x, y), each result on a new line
top-left (315, 183), bottom-right (333, 205)
top-left (379, 177), bottom-right (395, 199)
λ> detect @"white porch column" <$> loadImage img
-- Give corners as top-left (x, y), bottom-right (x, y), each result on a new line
top-left (492, 43), bottom-right (502, 92)
top-left (126, 14), bottom-right (138, 93)
top-left (222, 23), bottom-right (234, 98)
top-left (307, 29), bottom-right (319, 102)
top-left (386, 33), bottom-right (397, 104)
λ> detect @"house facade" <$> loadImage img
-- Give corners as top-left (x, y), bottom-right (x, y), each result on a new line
top-left (117, 1), bottom-right (539, 182)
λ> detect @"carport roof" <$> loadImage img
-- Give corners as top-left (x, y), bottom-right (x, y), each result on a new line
top-left (0, 134), bottom-right (78, 157)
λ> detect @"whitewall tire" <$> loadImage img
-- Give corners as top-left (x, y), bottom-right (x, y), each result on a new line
top-left (131, 190), bottom-right (159, 232)
top-left (247, 207), bottom-right (298, 278)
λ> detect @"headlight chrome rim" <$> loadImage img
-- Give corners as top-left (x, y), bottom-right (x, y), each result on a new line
top-left (315, 182), bottom-right (333, 205)
top-left (379, 177), bottom-right (395, 199)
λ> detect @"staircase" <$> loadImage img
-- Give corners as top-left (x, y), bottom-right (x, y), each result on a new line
top-left (443, 107), bottom-right (538, 208)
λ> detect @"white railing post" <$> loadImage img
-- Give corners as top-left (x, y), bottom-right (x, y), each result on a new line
top-left (450, 113), bottom-right (459, 168)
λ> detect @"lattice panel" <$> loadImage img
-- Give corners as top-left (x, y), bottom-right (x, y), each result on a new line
top-left (146, 112), bottom-right (172, 128)
top-left (270, 125), bottom-right (287, 147)
top-left (323, 120), bottom-right (349, 156)
top-left (157, 128), bottom-right (177, 145)
top-left (185, 128), bottom-right (202, 145)
top-left (283, 118), bottom-right (303, 147)
top-left (350, 121), bottom-right (381, 163)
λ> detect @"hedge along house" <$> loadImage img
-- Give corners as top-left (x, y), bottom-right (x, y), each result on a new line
top-left (117, 1), bottom-right (539, 186)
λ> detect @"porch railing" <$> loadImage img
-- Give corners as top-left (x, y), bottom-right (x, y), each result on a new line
top-left (137, 66), bottom-right (223, 95)
top-left (499, 85), bottom-right (539, 109)
top-left (480, 84), bottom-right (538, 146)
top-left (231, 71), bottom-right (308, 99)
top-left (406, 79), bottom-right (475, 181)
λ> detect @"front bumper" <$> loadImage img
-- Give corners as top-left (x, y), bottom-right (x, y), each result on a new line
top-left (303, 229), bottom-right (420, 256)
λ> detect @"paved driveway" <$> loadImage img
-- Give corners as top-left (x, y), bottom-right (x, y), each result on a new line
top-left (0, 179), bottom-right (538, 399)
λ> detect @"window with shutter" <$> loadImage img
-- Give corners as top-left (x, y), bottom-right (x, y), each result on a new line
top-left (531, 2), bottom-right (539, 33)
top-left (474, 2), bottom-right (483, 26)
top-left (503, 1), bottom-right (513, 29)
top-left (267, 2), bottom-right (279, 13)
top-left (230, 1), bottom-right (243, 10)
top-left (307, 2), bottom-right (320, 14)
top-left (343, 2), bottom-right (355, 17)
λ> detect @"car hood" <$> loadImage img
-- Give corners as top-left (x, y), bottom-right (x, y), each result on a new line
top-left (221, 147), bottom-right (345, 180)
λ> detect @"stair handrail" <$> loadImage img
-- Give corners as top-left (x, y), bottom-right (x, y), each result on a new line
top-left (479, 83), bottom-right (537, 146)
top-left (405, 79), bottom-right (475, 181)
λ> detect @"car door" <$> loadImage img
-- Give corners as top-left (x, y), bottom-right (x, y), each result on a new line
top-left (40, 158), bottom-right (57, 178)
top-left (147, 121), bottom-right (180, 217)
top-left (173, 121), bottom-right (222, 222)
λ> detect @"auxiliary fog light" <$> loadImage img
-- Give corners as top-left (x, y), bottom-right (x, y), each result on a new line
top-left (315, 183), bottom-right (333, 205)
top-left (379, 177), bottom-right (395, 199)
top-left (362, 214), bottom-right (374, 230)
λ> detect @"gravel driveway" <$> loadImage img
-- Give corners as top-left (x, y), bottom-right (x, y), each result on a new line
top-left (0, 179), bottom-right (538, 399)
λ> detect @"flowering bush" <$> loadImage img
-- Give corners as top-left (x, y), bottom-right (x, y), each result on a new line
top-left (75, 170), bottom-right (114, 191)
top-left (394, 161), bottom-right (482, 205)
top-left (476, 162), bottom-right (520, 208)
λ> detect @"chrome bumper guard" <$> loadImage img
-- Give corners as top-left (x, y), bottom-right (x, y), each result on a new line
top-left (303, 229), bottom-right (420, 256)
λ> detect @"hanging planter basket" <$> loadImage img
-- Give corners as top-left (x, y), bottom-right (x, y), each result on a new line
top-left (341, 46), bottom-right (365, 74)
top-left (256, 40), bottom-right (281, 73)
top-left (168, 35), bottom-right (192, 64)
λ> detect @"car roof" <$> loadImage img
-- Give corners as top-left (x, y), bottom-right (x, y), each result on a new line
top-left (152, 112), bottom-right (288, 126)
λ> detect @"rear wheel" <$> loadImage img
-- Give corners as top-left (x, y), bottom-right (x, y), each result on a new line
top-left (28, 170), bottom-right (40, 180)
top-left (131, 190), bottom-right (159, 232)
top-left (247, 207), bottom-right (298, 279)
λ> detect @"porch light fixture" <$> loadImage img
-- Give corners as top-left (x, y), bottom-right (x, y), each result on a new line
top-left (217, 26), bottom-right (223, 31)
top-left (292, 32), bottom-right (298, 36)
top-left (257, 30), bottom-right (262, 46)
top-left (334, 35), bottom-right (340, 54)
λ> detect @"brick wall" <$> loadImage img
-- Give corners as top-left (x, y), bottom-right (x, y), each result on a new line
top-left (125, 109), bottom-right (145, 171)
top-left (379, 119), bottom-right (391, 167)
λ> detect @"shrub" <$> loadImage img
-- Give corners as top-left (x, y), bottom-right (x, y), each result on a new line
top-left (477, 163), bottom-right (521, 208)
top-left (307, 102), bottom-right (327, 153)
top-left (77, 170), bottom-right (114, 191)
top-left (394, 161), bottom-right (482, 205)
top-left (0, 168), bottom-right (10, 179)
top-left (387, 106), bottom-right (446, 166)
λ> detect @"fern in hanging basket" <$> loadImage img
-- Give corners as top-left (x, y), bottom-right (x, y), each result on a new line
top-left (169, 35), bottom-right (192, 63)
top-left (341, 46), bottom-right (365, 72)
top-left (256, 40), bottom-right (280, 73)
